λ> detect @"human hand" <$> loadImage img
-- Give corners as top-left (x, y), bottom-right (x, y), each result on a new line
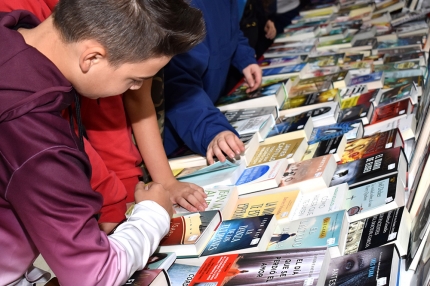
top-left (206, 130), bottom-right (245, 165)
top-left (264, 20), bottom-right (276, 39)
top-left (242, 64), bottom-right (262, 93)
top-left (134, 182), bottom-right (173, 218)
top-left (164, 180), bottom-right (208, 212)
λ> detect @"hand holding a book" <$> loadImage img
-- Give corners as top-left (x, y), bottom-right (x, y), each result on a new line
top-left (164, 180), bottom-right (208, 212)
top-left (242, 64), bottom-right (262, 93)
top-left (206, 130), bottom-right (245, 164)
top-left (134, 182), bottom-right (174, 218)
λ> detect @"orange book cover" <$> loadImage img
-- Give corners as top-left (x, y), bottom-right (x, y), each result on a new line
top-left (279, 155), bottom-right (332, 187)
top-left (370, 98), bottom-right (412, 124)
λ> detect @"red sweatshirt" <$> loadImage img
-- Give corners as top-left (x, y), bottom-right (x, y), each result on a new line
top-left (0, 0), bottom-right (143, 222)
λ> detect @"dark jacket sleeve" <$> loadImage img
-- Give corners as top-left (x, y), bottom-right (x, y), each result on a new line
top-left (164, 42), bottom-right (238, 155)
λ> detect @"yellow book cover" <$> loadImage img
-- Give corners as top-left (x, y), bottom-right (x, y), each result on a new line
top-left (231, 189), bottom-right (301, 221)
top-left (248, 137), bottom-right (305, 166)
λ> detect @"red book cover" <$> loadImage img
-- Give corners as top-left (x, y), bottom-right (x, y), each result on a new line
top-left (370, 98), bottom-right (412, 124)
top-left (340, 128), bottom-right (403, 164)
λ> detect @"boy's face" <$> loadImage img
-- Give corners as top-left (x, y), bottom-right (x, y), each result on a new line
top-left (73, 56), bottom-right (170, 99)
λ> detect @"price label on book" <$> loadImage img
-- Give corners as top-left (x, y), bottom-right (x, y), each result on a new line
top-left (327, 237), bottom-right (336, 245)
top-left (303, 278), bottom-right (315, 286)
top-left (385, 196), bottom-right (393, 203)
top-left (250, 238), bottom-right (260, 245)
top-left (388, 232), bottom-right (397, 241)
top-left (377, 277), bottom-right (387, 286)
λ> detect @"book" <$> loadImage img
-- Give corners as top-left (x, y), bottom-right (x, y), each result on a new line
top-left (337, 102), bottom-right (375, 125)
top-left (173, 186), bottom-right (238, 221)
top-left (279, 154), bottom-right (337, 193)
top-left (263, 45), bottom-right (315, 58)
top-left (167, 263), bottom-right (200, 286)
top-left (370, 98), bottom-right (414, 125)
top-left (306, 53), bottom-right (346, 66)
top-left (145, 252), bottom-right (177, 270)
top-left (340, 89), bottom-right (381, 110)
top-left (288, 184), bottom-right (349, 221)
top-left (266, 111), bottom-right (314, 140)
top-left (222, 106), bottom-right (278, 123)
top-left (122, 269), bottom-right (170, 286)
top-left (267, 210), bottom-right (349, 257)
top-left (279, 101), bottom-right (341, 128)
top-left (235, 158), bottom-right (290, 196)
top-left (339, 128), bottom-right (404, 164)
top-left (302, 135), bottom-right (347, 162)
top-left (324, 244), bottom-right (400, 286)
top-left (262, 63), bottom-right (308, 79)
top-left (247, 137), bottom-right (308, 167)
top-left (200, 214), bottom-right (277, 257)
top-left (231, 114), bottom-right (276, 142)
top-left (347, 71), bottom-right (385, 90)
top-left (383, 75), bottom-right (424, 94)
top-left (174, 160), bottom-right (239, 180)
top-left (377, 82), bottom-right (419, 106)
top-left (258, 56), bottom-right (303, 69)
top-left (158, 210), bottom-right (222, 258)
top-left (309, 120), bottom-right (364, 143)
top-left (189, 248), bottom-right (330, 286)
top-left (383, 51), bottom-right (427, 66)
top-left (231, 189), bottom-right (301, 222)
top-left (281, 89), bottom-right (340, 111)
top-left (340, 37), bottom-right (378, 53)
top-left (331, 147), bottom-right (408, 188)
top-left (343, 174), bottom-right (406, 222)
top-left (316, 36), bottom-right (354, 51)
top-left (319, 27), bottom-right (349, 42)
top-left (216, 77), bottom-right (295, 112)
top-left (275, 26), bottom-right (321, 43)
top-left (405, 180), bottom-right (430, 270)
top-left (364, 113), bottom-right (417, 140)
top-left (344, 207), bottom-right (411, 256)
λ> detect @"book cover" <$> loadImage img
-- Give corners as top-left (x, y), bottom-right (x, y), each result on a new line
top-left (175, 160), bottom-right (239, 180)
top-left (201, 214), bottom-right (276, 257)
top-left (167, 263), bottom-right (200, 286)
top-left (262, 63), bottom-right (307, 77)
top-left (302, 135), bottom-right (346, 161)
top-left (279, 102), bottom-right (340, 127)
top-left (267, 210), bottom-right (347, 253)
top-left (343, 175), bottom-right (402, 219)
top-left (348, 71), bottom-right (384, 87)
top-left (222, 106), bottom-right (277, 123)
top-left (231, 190), bottom-right (301, 221)
top-left (341, 59), bottom-right (374, 70)
top-left (266, 111), bottom-right (313, 139)
top-left (159, 211), bottom-right (222, 257)
top-left (370, 98), bottom-right (412, 124)
top-left (382, 75), bottom-right (423, 89)
top-left (258, 56), bottom-right (302, 69)
top-left (190, 248), bottom-right (329, 286)
top-left (282, 89), bottom-right (340, 110)
top-left (340, 89), bottom-right (380, 110)
top-left (337, 102), bottom-right (374, 125)
top-left (378, 83), bottom-right (416, 106)
top-left (339, 128), bottom-right (403, 164)
top-left (306, 53), bottom-right (345, 66)
top-left (383, 51), bottom-right (426, 63)
top-left (317, 36), bottom-right (354, 51)
top-left (122, 269), bottom-right (168, 286)
top-left (248, 137), bottom-right (306, 166)
top-left (279, 154), bottom-right (336, 191)
top-left (309, 120), bottom-right (363, 143)
top-left (289, 184), bottom-right (348, 221)
top-left (264, 45), bottom-right (315, 58)
top-left (331, 147), bottom-right (403, 187)
top-left (324, 244), bottom-right (400, 286)
top-left (145, 252), bottom-right (176, 270)
top-left (344, 207), bottom-right (407, 255)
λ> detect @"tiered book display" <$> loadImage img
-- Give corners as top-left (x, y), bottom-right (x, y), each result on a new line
top-left (42, 1), bottom-right (430, 286)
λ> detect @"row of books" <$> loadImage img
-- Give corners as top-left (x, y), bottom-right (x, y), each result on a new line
top-left (123, 0), bottom-right (430, 285)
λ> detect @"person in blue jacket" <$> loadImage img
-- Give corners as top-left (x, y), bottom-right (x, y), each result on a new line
top-left (163, 0), bottom-right (262, 164)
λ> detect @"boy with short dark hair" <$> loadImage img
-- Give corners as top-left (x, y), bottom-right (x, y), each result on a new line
top-left (0, 0), bottom-right (205, 285)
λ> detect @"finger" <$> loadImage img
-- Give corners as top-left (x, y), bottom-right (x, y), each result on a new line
top-left (206, 146), bottom-right (215, 165)
top-left (251, 68), bottom-right (262, 91)
top-left (212, 143), bottom-right (227, 163)
top-left (189, 188), bottom-right (208, 208)
top-left (243, 69), bottom-right (255, 90)
top-left (223, 135), bottom-right (244, 155)
top-left (217, 140), bottom-right (236, 160)
top-left (190, 183), bottom-right (207, 198)
top-left (176, 196), bottom-right (200, 212)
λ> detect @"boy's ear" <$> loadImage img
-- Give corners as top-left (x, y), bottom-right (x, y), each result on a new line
top-left (79, 44), bottom-right (107, 74)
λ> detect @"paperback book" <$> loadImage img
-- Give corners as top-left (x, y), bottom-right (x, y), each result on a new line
top-left (309, 120), bottom-right (364, 143)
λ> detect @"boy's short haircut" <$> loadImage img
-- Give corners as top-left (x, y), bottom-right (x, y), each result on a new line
top-left (52, 0), bottom-right (206, 66)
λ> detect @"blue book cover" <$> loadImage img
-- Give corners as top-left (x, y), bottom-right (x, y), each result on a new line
top-left (267, 210), bottom-right (347, 251)
top-left (201, 214), bottom-right (276, 256)
top-left (262, 63), bottom-right (306, 77)
top-left (167, 263), bottom-right (200, 286)
top-left (349, 71), bottom-right (384, 86)
top-left (309, 120), bottom-right (362, 144)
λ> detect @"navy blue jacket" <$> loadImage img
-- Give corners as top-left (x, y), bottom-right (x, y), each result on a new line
top-left (163, 0), bottom-right (257, 156)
